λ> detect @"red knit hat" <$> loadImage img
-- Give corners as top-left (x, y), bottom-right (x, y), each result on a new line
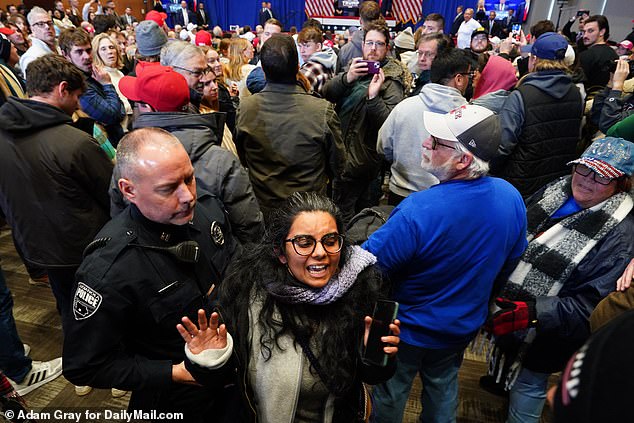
top-left (145, 10), bottom-right (167, 27)
top-left (119, 65), bottom-right (189, 112)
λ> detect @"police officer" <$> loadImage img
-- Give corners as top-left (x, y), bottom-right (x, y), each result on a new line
top-left (62, 128), bottom-right (238, 422)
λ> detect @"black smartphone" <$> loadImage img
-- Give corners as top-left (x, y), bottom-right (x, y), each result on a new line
top-left (576, 10), bottom-right (589, 17)
top-left (363, 300), bottom-right (399, 367)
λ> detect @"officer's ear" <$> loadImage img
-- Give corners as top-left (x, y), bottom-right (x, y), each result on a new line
top-left (118, 178), bottom-right (137, 202)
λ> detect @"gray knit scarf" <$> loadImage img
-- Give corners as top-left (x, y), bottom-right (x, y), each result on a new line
top-left (491, 176), bottom-right (633, 389)
top-left (263, 245), bottom-right (377, 305)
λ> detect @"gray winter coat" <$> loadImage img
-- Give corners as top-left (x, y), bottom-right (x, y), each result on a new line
top-left (110, 111), bottom-right (264, 244)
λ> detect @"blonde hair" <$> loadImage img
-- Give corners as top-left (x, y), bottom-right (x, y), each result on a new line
top-left (224, 38), bottom-right (251, 81)
top-left (532, 57), bottom-right (569, 72)
top-left (515, 56), bottom-right (570, 88)
top-left (92, 33), bottom-right (123, 69)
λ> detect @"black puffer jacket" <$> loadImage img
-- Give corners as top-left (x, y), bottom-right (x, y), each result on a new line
top-left (493, 71), bottom-right (583, 198)
top-left (0, 97), bottom-right (113, 267)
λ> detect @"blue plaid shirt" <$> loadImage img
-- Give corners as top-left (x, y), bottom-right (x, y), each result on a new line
top-left (80, 76), bottom-right (125, 127)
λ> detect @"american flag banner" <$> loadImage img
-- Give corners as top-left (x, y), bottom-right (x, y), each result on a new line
top-left (305, 0), bottom-right (335, 17)
top-left (391, 0), bottom-right (422, 24)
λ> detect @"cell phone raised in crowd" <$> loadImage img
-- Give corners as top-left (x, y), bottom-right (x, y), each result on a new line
top-left (363, 300), bottom-right (399, 367)
top-left (360, 60), bottom-right (381, 74)
top-left (511, 23), bottom-right (521, 40)
top-left (576, 9), bottom-right (590, 17)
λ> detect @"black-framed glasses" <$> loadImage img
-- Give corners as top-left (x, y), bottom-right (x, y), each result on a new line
top-left (32, 20), bottom-right (54, 28)
top-left (431, 136), bottom-right (457, 150)
top-left (173, 65), bottom-right (210, 77)
top-left (573, 164), bottom-right (614, 185)
top-left (459, 70), bottom-right (476, 79)
top-left (285, 233), bottom-right (344, 256)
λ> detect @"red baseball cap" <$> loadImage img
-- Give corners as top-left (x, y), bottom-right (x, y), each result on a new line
top-left (0, 27), bottom-right (16, 36)
top-left (119, 65), bottom-right (190, 112)
top-left (195, 30), bottom-right (212, 46)
top-left (145, 10), bottom-right (167, 27)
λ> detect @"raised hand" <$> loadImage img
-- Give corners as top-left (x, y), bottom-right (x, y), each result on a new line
top-left (176, 310), bottom-right (228, 354)
top-left (367, 68), bottom-right (385, 100)
top-left (92, 64), bottom-right (111, 85)
top-left (346, 57), bottom-right (369, 84)
top-left (612, 60), bottom-right (630, 91)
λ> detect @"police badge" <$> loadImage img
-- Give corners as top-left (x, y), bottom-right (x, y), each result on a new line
top-left (73, 282), bottom-right (103, 320)
top-left (210, 221), bottom-right (225, 246)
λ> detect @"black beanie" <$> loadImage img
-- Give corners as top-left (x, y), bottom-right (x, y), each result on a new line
top-left (553, 308), bottom-right (634, 423)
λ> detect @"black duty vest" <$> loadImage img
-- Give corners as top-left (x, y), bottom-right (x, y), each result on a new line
top-left (499, 81), bottom-right (582, 198)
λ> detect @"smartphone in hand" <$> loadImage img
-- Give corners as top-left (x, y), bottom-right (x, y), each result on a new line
top-left (363, 300), bottom-right (399, 367)
top-left (360, 60), bottom-right (381, 74)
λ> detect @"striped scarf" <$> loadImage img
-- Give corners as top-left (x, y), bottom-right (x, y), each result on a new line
top-left (492, 176), bottom-right (633, 388)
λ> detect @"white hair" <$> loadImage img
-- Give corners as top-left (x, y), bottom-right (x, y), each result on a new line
top-left (454, 142), bottom-right (490, 179)
top-left (160, 40), bottom-right (203, 67)
top-left (27, 6), bottom-right (49, 25)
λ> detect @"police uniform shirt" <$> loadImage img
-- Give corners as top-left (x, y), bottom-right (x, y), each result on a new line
top-left (63, 192), bottom-right (236, 394)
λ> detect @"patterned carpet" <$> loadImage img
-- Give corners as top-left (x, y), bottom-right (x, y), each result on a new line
top-left (1, 227), bottom-right (553, 423)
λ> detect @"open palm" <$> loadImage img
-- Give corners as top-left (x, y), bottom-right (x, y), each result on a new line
top-left (176, 310), bottom-right (228, 354)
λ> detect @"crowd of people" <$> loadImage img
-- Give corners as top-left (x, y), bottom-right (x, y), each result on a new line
top-left (0, 0), bottom-right (633, 422)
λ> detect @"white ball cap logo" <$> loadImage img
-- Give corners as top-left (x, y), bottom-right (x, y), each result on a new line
top-left (424, 105), bottom-right (500, 161)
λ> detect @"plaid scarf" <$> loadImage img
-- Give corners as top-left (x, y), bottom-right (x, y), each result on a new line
top-left (263, 246), bottom-right (376, 305)
top-left (502, 176), bottom-right (633, 300)
top-left (492, 176), bottom-right (633, 389)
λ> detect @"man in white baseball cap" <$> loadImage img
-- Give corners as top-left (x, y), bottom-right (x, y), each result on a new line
top-left (364, 104), bottom-right (528, 423)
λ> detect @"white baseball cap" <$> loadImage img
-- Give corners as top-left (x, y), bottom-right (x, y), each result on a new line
top-left (423, 104), bottom-right (501, 161)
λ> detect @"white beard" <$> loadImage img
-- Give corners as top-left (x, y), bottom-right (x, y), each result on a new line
top-left (420, 149), bottom-right (456, 182)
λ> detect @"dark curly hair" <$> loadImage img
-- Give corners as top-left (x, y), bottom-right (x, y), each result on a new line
top-left (219, 192), bottom-right (385, 395)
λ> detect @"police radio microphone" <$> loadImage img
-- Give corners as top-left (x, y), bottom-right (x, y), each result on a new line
top-left (130, 240), bottom-right (201, 263)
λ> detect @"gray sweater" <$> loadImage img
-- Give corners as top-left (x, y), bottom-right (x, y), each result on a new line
top-left (378, 83), bottom-right (467, 197)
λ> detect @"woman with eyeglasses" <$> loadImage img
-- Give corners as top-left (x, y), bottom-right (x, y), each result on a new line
top-left (176, 192), bottom-right (400, 422)
top-left (481, 137), bottom-right (634, 423)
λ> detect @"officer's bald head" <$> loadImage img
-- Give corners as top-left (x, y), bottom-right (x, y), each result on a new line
top-left (116, 128), bottom-right (197, 225)
top-left (115, 128), bottom-right (184, 182)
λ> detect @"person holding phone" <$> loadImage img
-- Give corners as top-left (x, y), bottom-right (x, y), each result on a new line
top-left (323, 21), bottom-right (407, 225)
top-left (364, 105), bottom-right (528, 423)
top-left (178, 192), bottom-right (400, 422)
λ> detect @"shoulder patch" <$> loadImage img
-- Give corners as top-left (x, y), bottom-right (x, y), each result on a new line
top-left (73, 282), bottom-right (103, 320)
